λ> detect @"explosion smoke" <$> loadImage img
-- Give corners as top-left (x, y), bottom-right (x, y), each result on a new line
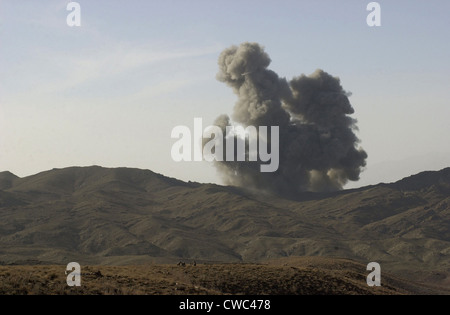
top-left (206, 42), bottom-right (367, 197)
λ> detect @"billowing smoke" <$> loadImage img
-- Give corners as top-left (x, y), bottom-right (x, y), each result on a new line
top-left (205, 42), bottom-right (367, 197)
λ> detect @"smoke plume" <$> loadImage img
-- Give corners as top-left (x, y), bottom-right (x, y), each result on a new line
top-left (206, 42), bottom-right (367, 197)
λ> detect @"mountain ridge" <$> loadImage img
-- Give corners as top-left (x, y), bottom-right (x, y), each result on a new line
top-left (0, 165), bottom-right (449, 287)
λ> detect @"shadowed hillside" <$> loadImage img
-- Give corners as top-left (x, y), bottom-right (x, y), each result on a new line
top-left (0, 166), bottom-right (449, 288)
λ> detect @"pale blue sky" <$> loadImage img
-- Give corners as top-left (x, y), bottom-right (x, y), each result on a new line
top-left (1, 0), bottom-right (449, 187)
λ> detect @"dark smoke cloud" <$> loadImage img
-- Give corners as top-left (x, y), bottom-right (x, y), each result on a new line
top-left (206, 42), bottom-right (367, 197)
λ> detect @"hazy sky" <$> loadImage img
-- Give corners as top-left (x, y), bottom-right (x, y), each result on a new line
top-left (1, 0), bottom-right (449, 188)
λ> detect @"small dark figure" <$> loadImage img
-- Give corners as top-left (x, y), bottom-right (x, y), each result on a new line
top-left (94, 270), bottom-right (103, 277)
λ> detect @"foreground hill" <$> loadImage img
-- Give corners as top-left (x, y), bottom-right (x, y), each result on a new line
top-left (0, 166), bottom-right (449, 288)
top-left (1, 257), bottom-right (447, 295)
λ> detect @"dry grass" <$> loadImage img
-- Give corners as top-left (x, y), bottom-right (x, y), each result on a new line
top-left (0, 260), bottom-right (413, 295)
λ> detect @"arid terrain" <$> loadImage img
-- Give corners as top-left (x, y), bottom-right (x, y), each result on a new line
top-left (0, 166), bottom-right (449, 293)
top-left (1, 257), bottom-right (448, 295)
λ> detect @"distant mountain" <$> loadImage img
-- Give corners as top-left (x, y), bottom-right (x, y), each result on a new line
top-left (345, 152), bottom-right (450, 189)
top-left (0, 171), bottom-right (19, 190)
top-left (0, 166), bottom-right (449, 288)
